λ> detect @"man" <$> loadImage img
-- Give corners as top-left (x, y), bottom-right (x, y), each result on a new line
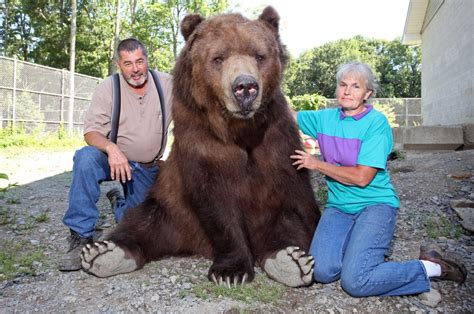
top-left (59, 38), bottom-right (173, 271)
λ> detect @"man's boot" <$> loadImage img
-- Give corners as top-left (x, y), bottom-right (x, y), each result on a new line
top-left (58, 230), bottom-right (93, 271)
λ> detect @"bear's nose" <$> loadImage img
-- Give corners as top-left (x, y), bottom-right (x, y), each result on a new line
top-left (232, 75), bottom-right (259, 110)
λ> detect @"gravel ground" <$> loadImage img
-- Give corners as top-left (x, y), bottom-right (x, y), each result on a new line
top-left (0, 149), bottom-right (473, 313)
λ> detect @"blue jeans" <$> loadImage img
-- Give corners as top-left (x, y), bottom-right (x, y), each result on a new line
top-left (310, 204), bottom-right (431, 297)
top-left (63, 146), bottom-right (158, 238)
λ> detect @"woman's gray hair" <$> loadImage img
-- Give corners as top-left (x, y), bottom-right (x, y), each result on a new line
top-left (335, 62), bottom-right (378, 98)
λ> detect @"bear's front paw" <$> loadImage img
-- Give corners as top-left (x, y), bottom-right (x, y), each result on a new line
top-left (263, 246), bottom-right (314, 287)
top-left (81, 240), bottom-right (138, 278)
top-left (208, 260), bottom-right (255, 288)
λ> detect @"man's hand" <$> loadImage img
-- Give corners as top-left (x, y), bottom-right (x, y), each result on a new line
top-left (84, 131), bottom-right (132, 183)
top-left (105, 143), bottom-right (132, 183)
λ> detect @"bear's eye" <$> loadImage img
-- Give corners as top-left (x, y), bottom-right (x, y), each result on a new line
top-left (213, 57), bottom-right (224, 65)
top-left (255, 54), bottom-right (265, 63)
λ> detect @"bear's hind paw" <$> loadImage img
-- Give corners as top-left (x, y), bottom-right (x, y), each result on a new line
top-left (81, 240), bottom-right (138, 278)
top-left (263, 246), bottom-right (314, 287)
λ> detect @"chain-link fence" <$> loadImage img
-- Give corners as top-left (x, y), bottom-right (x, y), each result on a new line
top-left (326, 98), bottom-right (422, 127)
top-left (0, 56), bottom-right (421, 134)
top-left (0, 56), bottom-right (101, 134)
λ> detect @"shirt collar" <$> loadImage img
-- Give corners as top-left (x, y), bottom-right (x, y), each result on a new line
top-left (339, 104), bottom-right (373, 120)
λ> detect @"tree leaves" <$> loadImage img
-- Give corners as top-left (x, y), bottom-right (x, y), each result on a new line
top-left (1, 0), bottom-right (229, 78)
top-left (283, 37), bottom-right (421, 98)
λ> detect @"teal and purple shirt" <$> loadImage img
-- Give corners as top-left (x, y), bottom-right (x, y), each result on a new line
top-left (297, 105), bottom-right (400, 214)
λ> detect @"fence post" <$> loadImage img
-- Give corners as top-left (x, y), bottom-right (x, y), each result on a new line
top-left (405, 99), bottom-right (409, 127)
top-left (12, 57), bottom-right (17, 128)
top-left (68, 70), bottom-right (75, 133)
top-left (61, 69), bottom-right (65, 125)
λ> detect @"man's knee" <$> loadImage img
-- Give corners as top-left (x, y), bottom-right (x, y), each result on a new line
top-left (73, 146), bottom-right (106, 169)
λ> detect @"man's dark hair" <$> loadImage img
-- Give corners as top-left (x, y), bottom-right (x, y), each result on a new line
top-left (116, 38), bottom-right (148, 60)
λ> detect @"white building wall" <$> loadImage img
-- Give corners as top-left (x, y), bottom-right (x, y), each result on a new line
top-left (421, 0), bottom-right (473, 125)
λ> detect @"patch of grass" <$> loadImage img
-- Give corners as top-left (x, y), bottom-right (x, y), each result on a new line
top-left (425, 216), bottom-right (465, 239)
top-left (0, 240), bottom-right (45, 281)
top-left (34, 211), bottom-right (50, 223)
top-left (0, 206), bottom-right (14, 225)
top-left (0, 126), bottom-right (84, 158)
top-left (189, 274), bottom-right (285, 304)
top-left (0, 207), bottom-right (49, 230)
top-left (12, 213), bottom-right (49, 231)
top-left (6, 197), bottom-right (21, 205)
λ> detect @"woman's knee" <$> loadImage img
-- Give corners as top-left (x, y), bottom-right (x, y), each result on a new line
top-left (340, 273), bottom-right (370, 297)
top-left (314, 263), bottom-right (340, 284)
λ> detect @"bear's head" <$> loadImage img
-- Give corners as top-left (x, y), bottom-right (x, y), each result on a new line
top-left (174, 6), bottom-right (288, 120)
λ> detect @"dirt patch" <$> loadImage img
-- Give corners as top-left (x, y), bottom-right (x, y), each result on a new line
top-left (0, 149), bottom-right (473, 312)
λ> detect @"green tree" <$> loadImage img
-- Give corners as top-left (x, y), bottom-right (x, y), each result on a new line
top-left (1, 1), bottom-right (229, 77)
top-left (0, 0), bottom-right (36, 60)
top-left (123, 0), bottom-right (229, 73)
top-left (290, 94), bottom-right (327, 111)
top-left (284, 36), bottom-right (421, 98)
top-left (376, 39), bottom-right (421, 97)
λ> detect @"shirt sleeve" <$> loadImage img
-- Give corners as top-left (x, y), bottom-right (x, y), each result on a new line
top-left (296, 110), bottom-right (320, 139)
top-left (357, 115), bottom-right (393, 169)
top-left (83, 78), bottom-right (113, 137)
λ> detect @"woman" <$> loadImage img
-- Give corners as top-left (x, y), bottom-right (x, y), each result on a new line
top-left (290, 62), bottom-right (466, 297)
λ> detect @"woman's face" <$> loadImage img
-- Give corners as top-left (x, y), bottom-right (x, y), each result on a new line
top-left (336, 74), bottom-right (372, 115)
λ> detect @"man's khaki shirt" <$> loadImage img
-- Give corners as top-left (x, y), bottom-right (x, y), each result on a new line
top-left (84, 71), bottom-right (173, 163)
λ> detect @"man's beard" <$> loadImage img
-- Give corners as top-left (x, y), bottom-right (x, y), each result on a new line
top-left (125, 72), bottom-right (148, 88)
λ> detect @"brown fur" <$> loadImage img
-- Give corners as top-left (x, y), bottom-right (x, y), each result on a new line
top-left (105, 6), bottom-right (320, 283)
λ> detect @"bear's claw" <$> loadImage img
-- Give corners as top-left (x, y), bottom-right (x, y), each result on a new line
top-left (211, 272), bottom-right (249, 288)
top-left (263, 246), bottom-right (314, 287)
top-left (81, 240), bottom-right (138, 278)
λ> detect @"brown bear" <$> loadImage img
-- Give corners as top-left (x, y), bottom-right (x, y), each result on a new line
top-left (81, 6), bottom-right (320, 287)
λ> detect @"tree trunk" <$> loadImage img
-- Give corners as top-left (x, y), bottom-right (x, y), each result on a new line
top-left (130, 0), bottom-right (137, 25)
top-left (68, 0), bottom-right (77, 134)
top-left (3, 2), bottom-right (8, 53)
top-left (108, 0), bottom-right (121, 76)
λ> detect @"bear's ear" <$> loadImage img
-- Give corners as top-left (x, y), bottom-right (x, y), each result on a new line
top-left (181, 14), bottom-right (205, 41)
top-left (258, 6), bottom-right (280, 32)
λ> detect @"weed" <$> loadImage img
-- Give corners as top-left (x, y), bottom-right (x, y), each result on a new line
top-left (314, 186), bottom-right (327, 207)
top-left (425, 216), bottom-right (465, 239)
top-left (6, 197), bottom-right (21, 204)
top-left (0, 206), bottom-right (14, 225)
top-left (34, 212), bottom-right (50, 223)
top-left (12, 215), bottom-right (41, 231)
top-left (389, 150), bottom-right (406, 161)
top-left (190, 274), bottom-right (285, 304)
top-left (0, 173), bottom-right (18, 193)
top-left (0, 240), bottom-right (45, 281)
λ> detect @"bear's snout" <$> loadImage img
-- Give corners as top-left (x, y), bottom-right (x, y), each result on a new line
top-left (232, 75), bottom-right (259, 113)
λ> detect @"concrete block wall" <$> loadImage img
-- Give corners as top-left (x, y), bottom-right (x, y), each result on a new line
top-left (421, 0), bottom-right (474, 126)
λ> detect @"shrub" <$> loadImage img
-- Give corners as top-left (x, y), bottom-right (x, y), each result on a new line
top-left (290, 94), bottom-right (327, 111)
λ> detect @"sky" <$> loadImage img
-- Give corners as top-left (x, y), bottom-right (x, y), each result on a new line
top-left (229, 0), bottom-right (411, 57)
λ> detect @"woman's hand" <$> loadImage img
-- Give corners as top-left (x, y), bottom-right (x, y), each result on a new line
top-left (290, 149), bottom-right (377, 187)
top-left (290, 149), bottom-right (321, 170)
